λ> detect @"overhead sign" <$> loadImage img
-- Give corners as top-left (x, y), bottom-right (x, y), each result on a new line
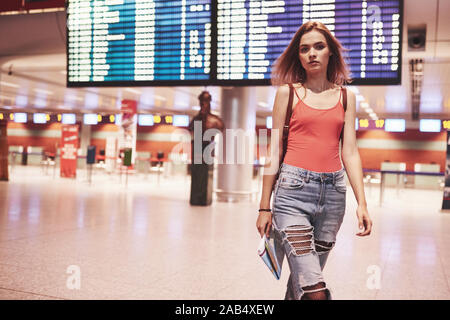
top-left (358, 119), bottom-right (385, 131)
top-left (67, 0), bottom-right (211, 86)
top-left (67, 0), bottom-right (403, 86)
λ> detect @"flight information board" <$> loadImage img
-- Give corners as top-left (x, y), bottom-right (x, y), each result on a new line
top-left (216, 0), bottom-right (403, 85)
top-left (67, 0), bottom-right (403, 87)
top-left (67, 0), bottom-right (212, 86)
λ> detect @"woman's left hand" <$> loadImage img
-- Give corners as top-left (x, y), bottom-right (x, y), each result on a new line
top-left (356, 204), bottom-right (372, 236)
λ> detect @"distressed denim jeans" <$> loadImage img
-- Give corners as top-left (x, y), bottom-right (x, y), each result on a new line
top-left (271, 163), bottom-right (347, 300)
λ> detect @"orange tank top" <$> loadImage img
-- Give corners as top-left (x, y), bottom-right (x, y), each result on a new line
top-left (283, 87), bottom-right (345, 173)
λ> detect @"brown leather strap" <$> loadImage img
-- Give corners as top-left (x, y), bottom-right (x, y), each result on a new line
top-left (281, 84), bottom-right (294, 162)
top-left (340, 87), bottom-right (347, 142)
top-left (284, 84), bottom-right (294, 131)
top-left (273, 84), bottom-right (294, 191)
top-left (342, 87), bottom-right (347, 112)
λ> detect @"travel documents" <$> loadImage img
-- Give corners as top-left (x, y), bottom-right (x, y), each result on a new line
top-left (257, 234), bottom-right (281, 280)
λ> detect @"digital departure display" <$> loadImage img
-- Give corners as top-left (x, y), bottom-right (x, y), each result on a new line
top-left (67, 0), bottom-right (403, 87)
top-left (67, 0), bottom-right (212, 86)
top-left (216, 0), bottom-right (403, 85)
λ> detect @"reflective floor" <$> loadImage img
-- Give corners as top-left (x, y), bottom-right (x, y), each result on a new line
top-left (0, 166), bottom-right (449, 300)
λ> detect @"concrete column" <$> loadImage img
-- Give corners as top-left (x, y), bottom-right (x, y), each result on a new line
top-left (79, 123), bottom-right (91, 156)
top-left (78, 123), bottom-right (92, 170)
top-left (216, 87), bottom-right (256, 202)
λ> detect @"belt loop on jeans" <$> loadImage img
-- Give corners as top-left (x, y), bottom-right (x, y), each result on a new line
top-left (305, 170), bottom-right (310, 183)
top-left (332, 173), bottom-right (336, 185)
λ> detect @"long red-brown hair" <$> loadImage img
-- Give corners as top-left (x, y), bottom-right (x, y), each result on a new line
top-left (271, 21), bottom-right (352, 86)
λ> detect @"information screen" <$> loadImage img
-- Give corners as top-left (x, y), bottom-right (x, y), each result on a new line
top-left (67, 0), bottom-right (212, 86)
top-left (67, 0), bottom-right (403, 87)
top-left (216, 0), bottom-right (403, 85)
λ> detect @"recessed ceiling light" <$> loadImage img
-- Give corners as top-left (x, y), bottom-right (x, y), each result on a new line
top-left (66, 95), bottom-right (82, 101)
top-left (347, 86), bottom-right (360, 94)
top-left (33, 88), bottom-right (53, 95)
top-left (125, 88), bottom-right (142, 95)
top-left (0, 81), bottom-right (19, 88)
top-left (361, 102), bottom-right (370, 108)
top-left (356, 94), bottom-right (364, 102)
top-left (154, 95), bottom-right (167, 101)
top-left (258, 102), bottom-right (269, 108)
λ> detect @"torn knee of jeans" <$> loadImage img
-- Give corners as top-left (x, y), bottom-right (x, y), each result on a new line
top-left (301, 282), bottom-right (329, 300)
top-left (315, 240), bottom-right (334, 254)
top-left (283, 225), bottom-right (314, 257)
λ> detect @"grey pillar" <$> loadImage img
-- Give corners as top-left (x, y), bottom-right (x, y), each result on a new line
top-left (216, 87), bottom-right (256, 202)
top-left (79, 123), bottom-right (92, 156)
top-left (78, 123), bottom-right (92, 170)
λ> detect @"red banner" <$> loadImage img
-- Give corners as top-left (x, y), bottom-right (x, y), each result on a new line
top-left (60, 124), bottom-right (79, 178)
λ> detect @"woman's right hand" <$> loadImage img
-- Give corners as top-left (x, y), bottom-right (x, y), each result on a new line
top-left (256, 212), bottom-right (273, 238)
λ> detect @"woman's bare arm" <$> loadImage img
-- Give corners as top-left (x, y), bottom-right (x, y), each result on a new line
top-left (259, 85), bottom-right (290, 208)
top-left (257, 84), bottom-right (290, 237)
top-left (341, 90), bottom-right (373, 236)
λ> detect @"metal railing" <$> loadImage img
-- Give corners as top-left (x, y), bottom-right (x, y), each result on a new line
top-left (363, 169), bottom-right (444, 205)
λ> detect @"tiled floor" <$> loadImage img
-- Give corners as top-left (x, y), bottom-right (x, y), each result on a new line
top-left (0, 166), bottom-right (449, 300)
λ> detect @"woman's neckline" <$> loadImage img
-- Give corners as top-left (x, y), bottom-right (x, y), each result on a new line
top-left (299, 99), bottom-right (342, 111)
top-left (293, 85), bottom-right (342, 111)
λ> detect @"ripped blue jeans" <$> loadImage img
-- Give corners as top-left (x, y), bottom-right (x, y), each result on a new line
top-left (271, 163), bottom-right (347, 300)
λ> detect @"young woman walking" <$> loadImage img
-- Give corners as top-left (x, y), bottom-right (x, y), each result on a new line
top-left (257, 21), bottom-right (373, 300)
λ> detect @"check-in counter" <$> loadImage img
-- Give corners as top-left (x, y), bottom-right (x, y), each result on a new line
top-left (27, 146), bottom-right (44, 165)
top-left (8, 146), bottom-right (22, 165)
top-left (55, 148), bottom-right (60, 167)
top-left (77, 149), bottom-right (86, 170)
top-left (380, 161), bottom-right (406, 187)
top-left (414, 163), bottom-right (441, 189)
top-left (167, 153), bottom-right (189, 176)
top-left (136, 152), bottom-right (151, 173)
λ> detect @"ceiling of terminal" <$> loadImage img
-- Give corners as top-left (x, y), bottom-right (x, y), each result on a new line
top-left (0, 0), bottom-right (449, 122)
